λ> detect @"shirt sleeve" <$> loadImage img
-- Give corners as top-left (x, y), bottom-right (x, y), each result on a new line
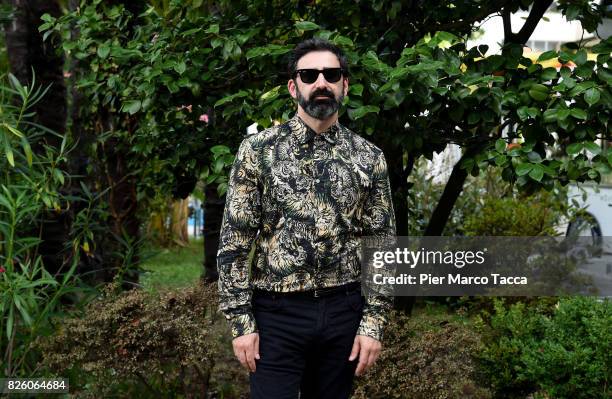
top-left (217, 137), bottom-right (261, 339)
top-left (357, 150), bottom-right (397, 341)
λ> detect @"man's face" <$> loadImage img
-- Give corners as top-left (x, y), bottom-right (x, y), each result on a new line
top-left (288, 50), bottom-right (349, 120)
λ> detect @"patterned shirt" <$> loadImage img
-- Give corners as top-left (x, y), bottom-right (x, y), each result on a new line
top-left (217, 114), bottom-right (396, 341)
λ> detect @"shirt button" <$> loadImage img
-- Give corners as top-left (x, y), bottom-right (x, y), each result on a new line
top-left (315, 179), bottom-right (320, 183)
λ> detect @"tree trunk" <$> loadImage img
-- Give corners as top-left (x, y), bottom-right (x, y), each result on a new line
top-left (170, 199), bottom-right (189, 247)
top-left (98, 118), bottom-right (141, 289)
top-left (148, 211), bottom-right (169, 247)
top-left (385, 146), bottom-right (416, 314)
top-left (202, 184), bottom-right (223, 282)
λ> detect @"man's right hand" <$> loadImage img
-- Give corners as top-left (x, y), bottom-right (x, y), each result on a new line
top-left (232, 332), bottom-right (260, 372)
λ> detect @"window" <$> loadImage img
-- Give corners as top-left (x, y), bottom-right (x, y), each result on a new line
top-left (526, 40), bottom-right (562, 51)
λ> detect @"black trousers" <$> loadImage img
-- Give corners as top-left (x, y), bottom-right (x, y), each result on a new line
top-left (249, 285), bottom-right (365, 399)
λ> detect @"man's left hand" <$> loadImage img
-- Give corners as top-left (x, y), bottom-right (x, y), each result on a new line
top-left (349, 335), bottom-right (381, 376)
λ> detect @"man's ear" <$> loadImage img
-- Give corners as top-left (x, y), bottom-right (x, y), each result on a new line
top-left (343, 77), bottom-right (349, 96)
top-left (288, 79), bottom-right (297, 99)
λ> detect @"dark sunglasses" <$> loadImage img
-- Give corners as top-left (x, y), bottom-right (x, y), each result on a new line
top-left (294, 68), bottom-right (345, 84)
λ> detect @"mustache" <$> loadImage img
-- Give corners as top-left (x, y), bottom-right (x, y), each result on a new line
top-left (309, 89), bottom-right (335, 101)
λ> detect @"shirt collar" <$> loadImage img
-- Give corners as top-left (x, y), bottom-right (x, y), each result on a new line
top-left (287, 114), bottom-right (340, 145)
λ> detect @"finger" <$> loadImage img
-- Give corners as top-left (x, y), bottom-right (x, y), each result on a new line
top-left (355, 344), bottom-right (369, 376)
top-left (236, 349), bottom-right (248, 370)
top-left (246, 347), bottom-right (257, 373)
top-left (366, 347), bottom-right (379, 370)
top-left (349, 337), bottom-right (360, 361)
top-left (255, 335), bottom-right (260, 360)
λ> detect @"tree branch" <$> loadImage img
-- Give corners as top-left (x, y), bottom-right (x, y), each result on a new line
top-left (513, 0), bottom-right (554, 45)
top-left (502, 7), bottom-right (512, 40)
top-left (432, 0), bottom-right (514, 33)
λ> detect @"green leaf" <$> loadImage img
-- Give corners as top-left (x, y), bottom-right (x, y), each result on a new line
top-left (213, 158), bottom-right (224, 174)
top-left (332, 35), bottom-right (354, 48)
top-left (529, 164), bottom-right (544, 181)
top-left (214, 90), bottom-right (249, 107)
top-left (570, 108), bottom-right (587, 120)
top-left (592, 40), bottom-right (612, 54)
top-left (557, 109), bottom-right (570, 120)
top-left (7, 306), bottom-right (14, 340)
top-left (495, 139), bottom-right (506, 153)
top-left (537, 50), bottom-right (558, 62)
top-left (181, 27), bottom-right (202, 37)
top-left (597, 68), bottom-right (612, 85)
top-left (575, 65), bottom-right (593, 79)
top-left (348, 105), bottom-right (380, 120)
top-left (97, 44), bottom-right (110, 59)
top-left (540, 67), bottom-right (557, 81)
top-left (543, 108), bottom-right (557, 123)
top-left (217, 182), bottom-right (228, 197)
top-left (122, 100), bottom-right (141, 115)
top-left (568, 81), bottom-right (596, 96)
top-left (527, 151), bottom-right (542, 163)
top-left (494, 155), bottom-right (507, 166)
top-left (560, 67), bottom-right (572, 79)
top-left (584, 142), bottom-right (601, 155)
top-left (574, 49), bottom-right (587, 65)
top-left (4, 137), bottom-right (14, 167)
top-left (517, 106), bottom-right (529, 121)
top-left (211, 145), bottom-right (230, 155)
top-left (528, 89), bottom-right (548, 102)
top-left (260, 86), bottom-right (281, 102)
top-left (584, 88), bottom-right (601, 106)
top-left (40, 12), bottom-right (55, 23)
top-left (566, 5), bottom-right (580, 20)
top-left (467, 112), bottom-right (480, 125)
top-left (174, 61), bottom-right (187, 75)
top-left (526, 107), bottom-right (540, 118)
top-left (530, 83), bottom-right (548, 92)
top-left (515, 163), bottom-right (533, 176)
top-left (566, 143), bottom-right (583, 155)
top-left (349, 84), bottom-right (364, 96)
top-left (53, 168), bottom-right (65, 185)
top-left (205, 24), bottom-right (219, 34)
top-left (211, 38), bottom-right (223, 49)
top-left (295, 21), bottom-right (320, 31)
top-left (246, 47), bottom-right (266, 60)
top-left (20, 136), bottom-right (32, 167)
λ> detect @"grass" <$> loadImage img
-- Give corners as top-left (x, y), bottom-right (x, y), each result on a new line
top-left (139, 237), bottom-right (204, 293)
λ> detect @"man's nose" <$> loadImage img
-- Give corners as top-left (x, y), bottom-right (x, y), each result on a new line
top-left (313, 72), bottom-right (329, 88)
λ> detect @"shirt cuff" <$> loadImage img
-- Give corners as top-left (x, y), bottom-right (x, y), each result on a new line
top-left (357, 314), bottom-right (386, 342)
top-left (225, 311), bottom-right (257, 339)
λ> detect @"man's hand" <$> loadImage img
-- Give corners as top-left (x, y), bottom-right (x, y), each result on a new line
top-left (349, 335), bottom-right (382, 376)
top-left (232, 332), bottom-right (260, 372)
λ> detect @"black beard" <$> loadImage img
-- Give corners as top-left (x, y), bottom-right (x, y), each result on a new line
top-left (296, 87), bottom-right (344, 120)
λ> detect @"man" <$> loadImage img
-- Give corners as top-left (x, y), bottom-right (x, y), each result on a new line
top-left (217, 38), bottom-right (396, 399)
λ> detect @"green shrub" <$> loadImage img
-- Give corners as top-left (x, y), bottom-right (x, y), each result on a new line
top-left (463, 191), bottom-right (564, 236)
top-left (0, 72), bottom-right (90, 378)
top-left (477, 297), bottom-right (611, 399)
top-left (37, 281), bottom-right (220, 398)
top-left (352, 305), bottom-right (492, 399)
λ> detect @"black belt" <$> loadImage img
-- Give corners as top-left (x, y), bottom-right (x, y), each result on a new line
top-left (253, 281), bottom-right (361, 299)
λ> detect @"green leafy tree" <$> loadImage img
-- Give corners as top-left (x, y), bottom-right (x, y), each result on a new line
top-left (41, 1), bottom-right (611, 303)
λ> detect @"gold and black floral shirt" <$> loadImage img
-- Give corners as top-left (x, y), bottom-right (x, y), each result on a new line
top-left (217, 114), bottom-right (396, 341)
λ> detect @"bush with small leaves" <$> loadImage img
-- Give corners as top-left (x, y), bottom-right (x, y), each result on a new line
top-left (37, 281), bottom-right (220, 398)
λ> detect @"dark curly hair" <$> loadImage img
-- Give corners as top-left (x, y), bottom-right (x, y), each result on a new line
top-left (286, 38), bottom-right (349, 79)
